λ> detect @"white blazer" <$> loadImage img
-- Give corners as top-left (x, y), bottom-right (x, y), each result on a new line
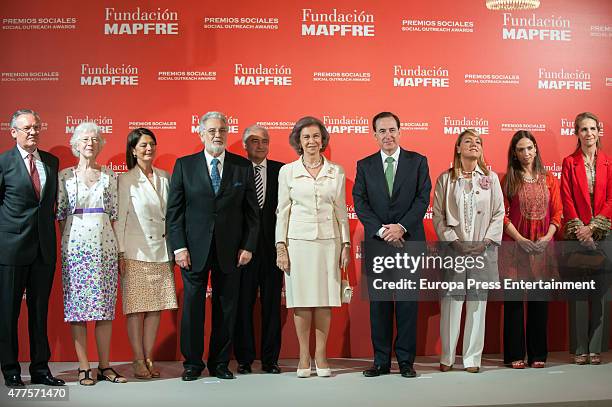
top-left (116, 166), bottom-right (171, 262)
top-left (276, 158), bottom-right (350, 243)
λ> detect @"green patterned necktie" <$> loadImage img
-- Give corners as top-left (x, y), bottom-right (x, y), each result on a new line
top-left (385, 156), bottom-right (395, 196)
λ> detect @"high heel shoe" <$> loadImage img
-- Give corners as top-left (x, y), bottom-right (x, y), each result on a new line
top-left (314, 360), bottom-right (331, 377)
top-left (296, 360), bottom-right (311, 378)
top-left (145, 358), bottom-right (160, 378)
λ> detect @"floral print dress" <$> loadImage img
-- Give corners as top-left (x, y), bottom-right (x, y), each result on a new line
top-left (57, 166), bottom-right (119, 322)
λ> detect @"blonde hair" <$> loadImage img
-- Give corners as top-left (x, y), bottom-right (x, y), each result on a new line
top-left (450, 129), bottom-right (489, 181)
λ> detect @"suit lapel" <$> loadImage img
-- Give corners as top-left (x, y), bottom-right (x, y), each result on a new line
top-left (573, 151), bottom-right (592, 213)
top-left (12, 147), bottom-right (38, 201)
top-left (264, 163), bottom-right (275, 210)
top-left (392, 149), bottom-right (409, 198)
top-left (217, 152), bottom-right (233, 197)
top-left (594, 152), bottom-right (609, 214)
top-left (195, 151), bottom-right (215, 197)
top-left (370, 153), bottom-right (388, 199)
top-left (136, 167), bottom-right (164, 214)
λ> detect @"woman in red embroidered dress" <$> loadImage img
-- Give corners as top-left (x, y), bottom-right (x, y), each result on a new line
top-left (502, 130), bottom-right (562, 369)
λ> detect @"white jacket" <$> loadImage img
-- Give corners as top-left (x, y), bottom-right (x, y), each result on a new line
top-left (116, 166), bottom-right (171, 262)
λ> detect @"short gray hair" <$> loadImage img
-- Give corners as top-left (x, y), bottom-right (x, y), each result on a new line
top-left (10, 109), bottom-right (41, 128)
top-left (198, 111), bottom-right (227, 135)
top-left (69, 122), bottom-right (105, 157)
top-left (242, 124), bottom-right (269, 146)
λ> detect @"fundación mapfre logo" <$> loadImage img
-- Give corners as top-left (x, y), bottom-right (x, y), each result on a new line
top-left (538, 68), bottom-right (591, 91)
top-left (104, 7), bottom-right (178, 35)
top-left (234, 64), bottom-right (292, 86)
top-left (301, 8), bottom-right (375, 37)
top-left (502, 13), bottom-right (571, 41)
top-left (443, 116), bottom-right (489, 135)
top-left (80, 64), bottom-right (139, 86)
top-left (560, 118), bottom-right (605, 136)
top-left (323, 115), bottom-right (369, 134)
top-left (190, 115), bottom-right (239, 134)
top-left (65, 115), bottom-right (113, 134)
top-left (393, 65), bottom-right (449, 87)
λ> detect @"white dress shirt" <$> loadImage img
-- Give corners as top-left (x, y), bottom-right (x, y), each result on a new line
top-left (16, 144), bottom-right (46, 197)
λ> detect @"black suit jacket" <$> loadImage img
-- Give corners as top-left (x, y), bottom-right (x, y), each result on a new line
top-left (166, 150), bottom-right (260, 273)
top-left (0, 146), bottom-right (58, 265)
top-left (352, 148), bottom-right (431, 241)
top-left (259, 159), bottom-right (283, 255)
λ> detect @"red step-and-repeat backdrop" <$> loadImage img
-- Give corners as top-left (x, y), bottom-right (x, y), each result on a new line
top-left (1, 0), bottom-right (611, 361)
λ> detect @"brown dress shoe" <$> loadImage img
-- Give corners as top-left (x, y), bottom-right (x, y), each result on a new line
top-left (439, 364), bottom-right (452, 372)
top-left (465, 367), bottom-right (480, 373)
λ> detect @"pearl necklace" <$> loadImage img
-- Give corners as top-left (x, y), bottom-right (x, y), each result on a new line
top-left (302, 156), bottom-right (323, 169)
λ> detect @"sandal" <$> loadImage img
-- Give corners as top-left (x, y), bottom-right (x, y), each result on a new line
top-left (574, 354), bottom-right (588, 365)
top-left (78, 368), bottom-right (95, 386)
top-left (97, 367), bottom-right (128, 383)
top-left (531, 361), bottom-right (545, 368)
top-left (589, 354), bottom-right (601, 365)
top-left (511, 360), bottom-right (525, 369)
top-left (132, 360), bottom-right (151, 379)
top-left (145, 358), bottom-right (160, 378)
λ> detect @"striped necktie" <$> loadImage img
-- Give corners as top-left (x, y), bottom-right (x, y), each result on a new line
top-left (254, 165), bottom-right (264, 208)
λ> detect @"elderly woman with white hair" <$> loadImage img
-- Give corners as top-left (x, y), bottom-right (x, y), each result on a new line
top-left (57, 122), bottom-right (126, 385)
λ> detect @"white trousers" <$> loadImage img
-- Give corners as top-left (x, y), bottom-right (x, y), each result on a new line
top-left (440, 297), bottom-right (487, 368)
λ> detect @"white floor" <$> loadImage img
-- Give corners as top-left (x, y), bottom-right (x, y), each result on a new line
top-left (3, 352), bottom-right (612, 407)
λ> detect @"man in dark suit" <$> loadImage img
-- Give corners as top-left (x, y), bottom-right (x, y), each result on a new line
top-left (234, 125), bottom-right (284, 375)
top-left (167, 111), bottom-right (260, 381)
top-left (352, 111), bottom-right (431, 378)
top-left (0, 109), bottom-right (64, 387)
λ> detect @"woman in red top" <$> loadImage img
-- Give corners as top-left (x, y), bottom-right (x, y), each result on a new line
top-left (560, 112), bottom-right (612, 365)
top-left (502, 131), bottom-right (562, 369)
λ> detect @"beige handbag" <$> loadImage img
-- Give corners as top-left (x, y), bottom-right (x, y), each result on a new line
top-left (341, 266), bottom-right (352, 304)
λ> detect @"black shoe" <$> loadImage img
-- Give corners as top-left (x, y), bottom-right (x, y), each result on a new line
top-left (262, 363), bottom-right (281, 374)
top-left (237, 364), bottom-right (252, 374)
top-left (212, 364), bottom-right (234, 380)
top-left (362, 365), bottom-right (390, 377)
top-left (4, 375), bottom-right (25, 387)
top-left (31, 373), bottom-right (65, 386)
top-left (399, 362), bottom-right (417, 378)
top-left (181, 369), bottom-right (201, 381)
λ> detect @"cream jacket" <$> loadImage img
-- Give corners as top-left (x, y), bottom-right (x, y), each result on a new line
top-left (116, 166), bottom-right (171, 262)
top-left (276, 158), bottom-right (350, 243)
top-left (433, 167), bottom-right (504, 244)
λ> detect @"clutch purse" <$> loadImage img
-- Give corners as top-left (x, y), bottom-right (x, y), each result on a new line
top-left (341, 266), bottom-right (352, 304)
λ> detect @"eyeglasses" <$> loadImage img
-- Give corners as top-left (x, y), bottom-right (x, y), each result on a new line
top-left (13, 126), bottom-right (42, 134)
top-left (79, 137), bottom-right (101, 144)
top-left (205, 128), bottom-right (228, 136)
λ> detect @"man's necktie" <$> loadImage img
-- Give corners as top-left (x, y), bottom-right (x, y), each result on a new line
top-left (211, 158), bottom-right (221, 194)
top-left (28, 153), bottom-right (41, 200)
top-left (385, 156), bottom-right (395, 196)
top-left (254, 165), bottom-right (264, 208)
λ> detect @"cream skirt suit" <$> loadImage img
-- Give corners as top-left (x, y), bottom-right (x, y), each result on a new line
top-left (275, 158), bottom-right (350, 308)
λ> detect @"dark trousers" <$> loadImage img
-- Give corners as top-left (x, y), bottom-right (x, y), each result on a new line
top-left (180, 241), bottom-right (241, 371)
top-left (233, 238), bottom-right (283, 366)
top-left (369, 300), bottom-right (418, 367)
top-left (0, 250), bottom-right (55, 378)
top-left (503, 301), bottom-right (548, 364)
